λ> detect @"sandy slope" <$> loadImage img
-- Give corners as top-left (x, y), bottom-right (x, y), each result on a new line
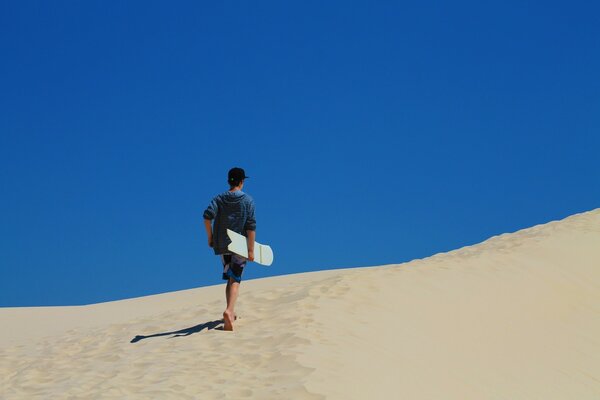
top-left (1, 209), bottom-right (599, 399)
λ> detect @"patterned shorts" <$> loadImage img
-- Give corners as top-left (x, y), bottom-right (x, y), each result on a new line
top-left (221, 254), bottom-right (247, 283)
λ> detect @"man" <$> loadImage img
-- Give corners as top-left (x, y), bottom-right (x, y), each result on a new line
top-left (203, 167), bottom-right (256, 331)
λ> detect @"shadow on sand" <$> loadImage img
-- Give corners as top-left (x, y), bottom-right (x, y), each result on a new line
top-left (130, 319), bottom-right (224, 343)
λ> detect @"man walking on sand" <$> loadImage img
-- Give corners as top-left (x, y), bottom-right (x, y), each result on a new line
top-left (203, 167), bottom-right (256, 331)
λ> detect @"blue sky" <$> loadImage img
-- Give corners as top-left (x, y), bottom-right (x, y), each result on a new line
top-left (1, 1), bottom-right (598, 306)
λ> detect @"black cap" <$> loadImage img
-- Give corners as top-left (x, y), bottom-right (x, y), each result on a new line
top-left (228, 167), bottom-right (249, 184)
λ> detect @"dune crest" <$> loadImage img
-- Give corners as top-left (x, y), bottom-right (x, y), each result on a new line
top-left (2, 209), bottom-right (599, 399)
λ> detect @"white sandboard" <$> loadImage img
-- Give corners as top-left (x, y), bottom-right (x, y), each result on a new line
top-left (227, 229), bottom-right (274, 266)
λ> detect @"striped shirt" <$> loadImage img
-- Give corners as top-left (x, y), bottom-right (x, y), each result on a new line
top-left (203, 190), bottom-right (256, 255)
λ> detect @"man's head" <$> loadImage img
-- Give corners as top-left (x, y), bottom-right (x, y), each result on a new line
top-left (228, 167), bottom-right (249, 189)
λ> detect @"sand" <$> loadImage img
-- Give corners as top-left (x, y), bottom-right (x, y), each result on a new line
top-left (1, 209), bottom-right (599, 399)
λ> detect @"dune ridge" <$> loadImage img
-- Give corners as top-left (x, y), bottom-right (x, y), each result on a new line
top-left (1, 209), bottom-right (599, 399)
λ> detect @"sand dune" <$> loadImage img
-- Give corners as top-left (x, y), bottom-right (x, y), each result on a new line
top-left (1, 209), bottom-right (599, 399)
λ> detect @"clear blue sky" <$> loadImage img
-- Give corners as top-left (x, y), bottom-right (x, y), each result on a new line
top-left (1, 1), bottom-right (598, 306)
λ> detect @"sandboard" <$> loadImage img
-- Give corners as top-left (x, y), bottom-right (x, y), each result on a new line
top-left (227, 229), bottom-right (274, 266)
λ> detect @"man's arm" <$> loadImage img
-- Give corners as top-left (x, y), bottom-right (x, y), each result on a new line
top-left (204, 219), bottom-right (213, 248)
top-left (203, 197), bottom-right (218, 249)
top-left (246, 230), bottom-right (255, 262)
top-left (244, 199), bottom-right (257, 261)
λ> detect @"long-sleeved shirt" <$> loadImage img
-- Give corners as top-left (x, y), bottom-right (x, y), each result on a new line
top-left (203, 190), bottom-right (256, 255)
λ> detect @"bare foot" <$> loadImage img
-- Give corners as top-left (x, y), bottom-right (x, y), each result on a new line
top-left (223, 310), bottom-right (234, 331)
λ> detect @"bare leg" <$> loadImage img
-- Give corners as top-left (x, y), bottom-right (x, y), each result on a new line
top-left (223, 278), bottom-right (240, 331)
top-left (225, 280), bottom-right (231, 308)
top-left (224, 280), bottom-right (238, 321)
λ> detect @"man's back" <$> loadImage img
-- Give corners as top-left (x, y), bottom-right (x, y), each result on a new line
top-left (203, 190), bottom-right (256, 255)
